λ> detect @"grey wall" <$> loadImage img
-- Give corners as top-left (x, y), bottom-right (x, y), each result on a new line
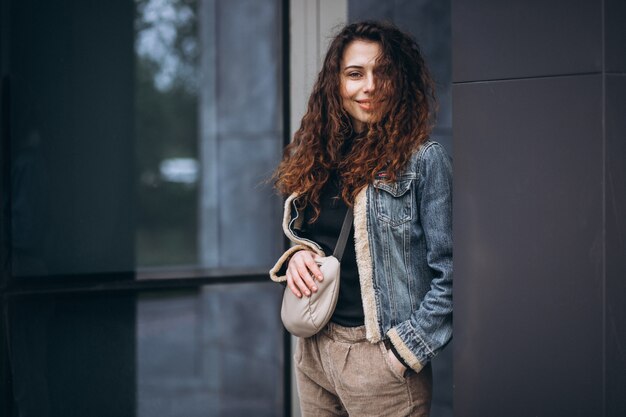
top-left (453, 0), bottom-right (626, 416)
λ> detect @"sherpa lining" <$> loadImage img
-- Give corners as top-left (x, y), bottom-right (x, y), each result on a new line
top-left (353, 186), bottom-right (382, 342)
top-left (269, 193), bottom-right (325, 282)
top-left (269, 244), bottom-right (312, 282)
top-left (388, 327), bottom-right (425, 373)
top-left (281, 193), bottom-right (325, 254)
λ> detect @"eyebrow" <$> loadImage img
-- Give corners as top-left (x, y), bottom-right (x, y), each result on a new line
top-left (343, 65), bottom-right (365, 71)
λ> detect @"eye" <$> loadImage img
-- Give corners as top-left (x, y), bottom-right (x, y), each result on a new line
top-left (346, 71), bottom-right (362, 79)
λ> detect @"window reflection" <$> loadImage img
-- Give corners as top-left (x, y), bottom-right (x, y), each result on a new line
top-left (11, 123), bottom-right (49, 277)
top-left (134, 0), bottom-right (283, 271)
top-left (8, 0), bottom-right (136, 277)
top-left (6, 0), bottom-right (282, 277)
top-left (6, 283), bottom-right (284, 417)
top-left (137, 283), bottom-right (285, 416)
top-left (135, 0), bottom-right (200, 267)
top-left (4, 0), bottom-right (287, 415)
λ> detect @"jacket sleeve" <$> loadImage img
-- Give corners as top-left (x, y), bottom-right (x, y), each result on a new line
top-left (387, 143), bottom-right (453, 373)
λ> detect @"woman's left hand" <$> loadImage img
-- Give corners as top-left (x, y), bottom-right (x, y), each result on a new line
top-left (387, 348), bottom-right (408, 377)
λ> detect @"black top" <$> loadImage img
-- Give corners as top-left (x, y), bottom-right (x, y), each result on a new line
top-left (300, 170), bottom-right (365, 327)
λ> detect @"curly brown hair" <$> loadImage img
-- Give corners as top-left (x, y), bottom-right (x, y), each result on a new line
top-left (274, 21), bottom-right (436, 222)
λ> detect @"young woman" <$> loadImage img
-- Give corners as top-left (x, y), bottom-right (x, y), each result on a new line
top-left (270, 21), bottom-right (452, 416)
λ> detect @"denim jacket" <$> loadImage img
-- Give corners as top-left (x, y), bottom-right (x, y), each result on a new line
top-left (270, 140), bottom-right (453, 373)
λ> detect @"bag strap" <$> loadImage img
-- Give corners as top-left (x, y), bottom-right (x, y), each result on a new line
top-left (333, 208), bottom-right (354, 261)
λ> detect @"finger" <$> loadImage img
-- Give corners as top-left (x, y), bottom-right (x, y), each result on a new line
top-left (304, 256), bottom-right (324, 282)
top-left (289, 263), bottom-right (313, 297)
top-left (286, 270), bottom-right (302, 298)
top-left (293, 251), bottom-right (323, 281)
top-left (287, 256), bottom-right (309, 296)
top-left (291, 271), bottom-right (311, 297)
top-left (294, 259), bottom-right (318, 295)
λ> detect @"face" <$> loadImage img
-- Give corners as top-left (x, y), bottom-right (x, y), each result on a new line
top-left (340, 40), bottom-right (382, 133)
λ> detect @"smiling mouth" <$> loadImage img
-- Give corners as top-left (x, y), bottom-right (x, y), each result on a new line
top-left (356, 100), bottom-right (373, 111)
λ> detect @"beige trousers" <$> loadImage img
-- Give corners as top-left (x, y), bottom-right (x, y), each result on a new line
top-left (294, 322), bottom-right (432, 417)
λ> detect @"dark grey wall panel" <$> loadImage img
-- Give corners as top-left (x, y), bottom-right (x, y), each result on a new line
top-left (606, 74), bottom-right (626, 417)
top-left (452, 0), bottom-right (601, 82)
top-left (606, 0), bottom-right (626, 73)
top-left (453, 75), bottom-right (604, 417)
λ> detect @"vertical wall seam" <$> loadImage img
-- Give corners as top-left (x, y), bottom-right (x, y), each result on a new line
top-left (601, 0), bottom-right (607, 415)
top-left (281, 1), bottom-right (292, 415)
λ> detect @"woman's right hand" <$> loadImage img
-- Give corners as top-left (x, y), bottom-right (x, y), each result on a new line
top-left (286, 250), bottom-right (324, 298)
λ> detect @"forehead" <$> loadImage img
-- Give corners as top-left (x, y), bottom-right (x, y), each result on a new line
top-left (341, 40), bottom-right (381, 68)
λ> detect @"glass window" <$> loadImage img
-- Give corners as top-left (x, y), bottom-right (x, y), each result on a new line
top-left (134, 0), bottom-right (284, 272)
top-left (8, 0), bottom-right (284, 279)
top-left (2, 0), bottom-right (289, 415)
top-left (137, 283), bottom-right (284, 416)
top-left (6, 283), bottom-right (285, 416)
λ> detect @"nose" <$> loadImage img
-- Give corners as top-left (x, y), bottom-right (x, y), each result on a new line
top-left (363, 74), bottom-right (375, 93)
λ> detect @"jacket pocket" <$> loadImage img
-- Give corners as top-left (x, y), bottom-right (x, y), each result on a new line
top-left (373, 176), bottom-right (414, 226)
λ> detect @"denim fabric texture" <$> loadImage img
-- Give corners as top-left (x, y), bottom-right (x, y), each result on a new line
top-left (270, 140), bottom-right (453, 372)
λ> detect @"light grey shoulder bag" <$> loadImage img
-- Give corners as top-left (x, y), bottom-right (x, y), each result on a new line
top-left (281, 208), bottom-right (353, 338)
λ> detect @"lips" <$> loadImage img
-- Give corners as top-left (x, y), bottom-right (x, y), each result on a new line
top-left (356, 100), bottom-right (372, 111)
